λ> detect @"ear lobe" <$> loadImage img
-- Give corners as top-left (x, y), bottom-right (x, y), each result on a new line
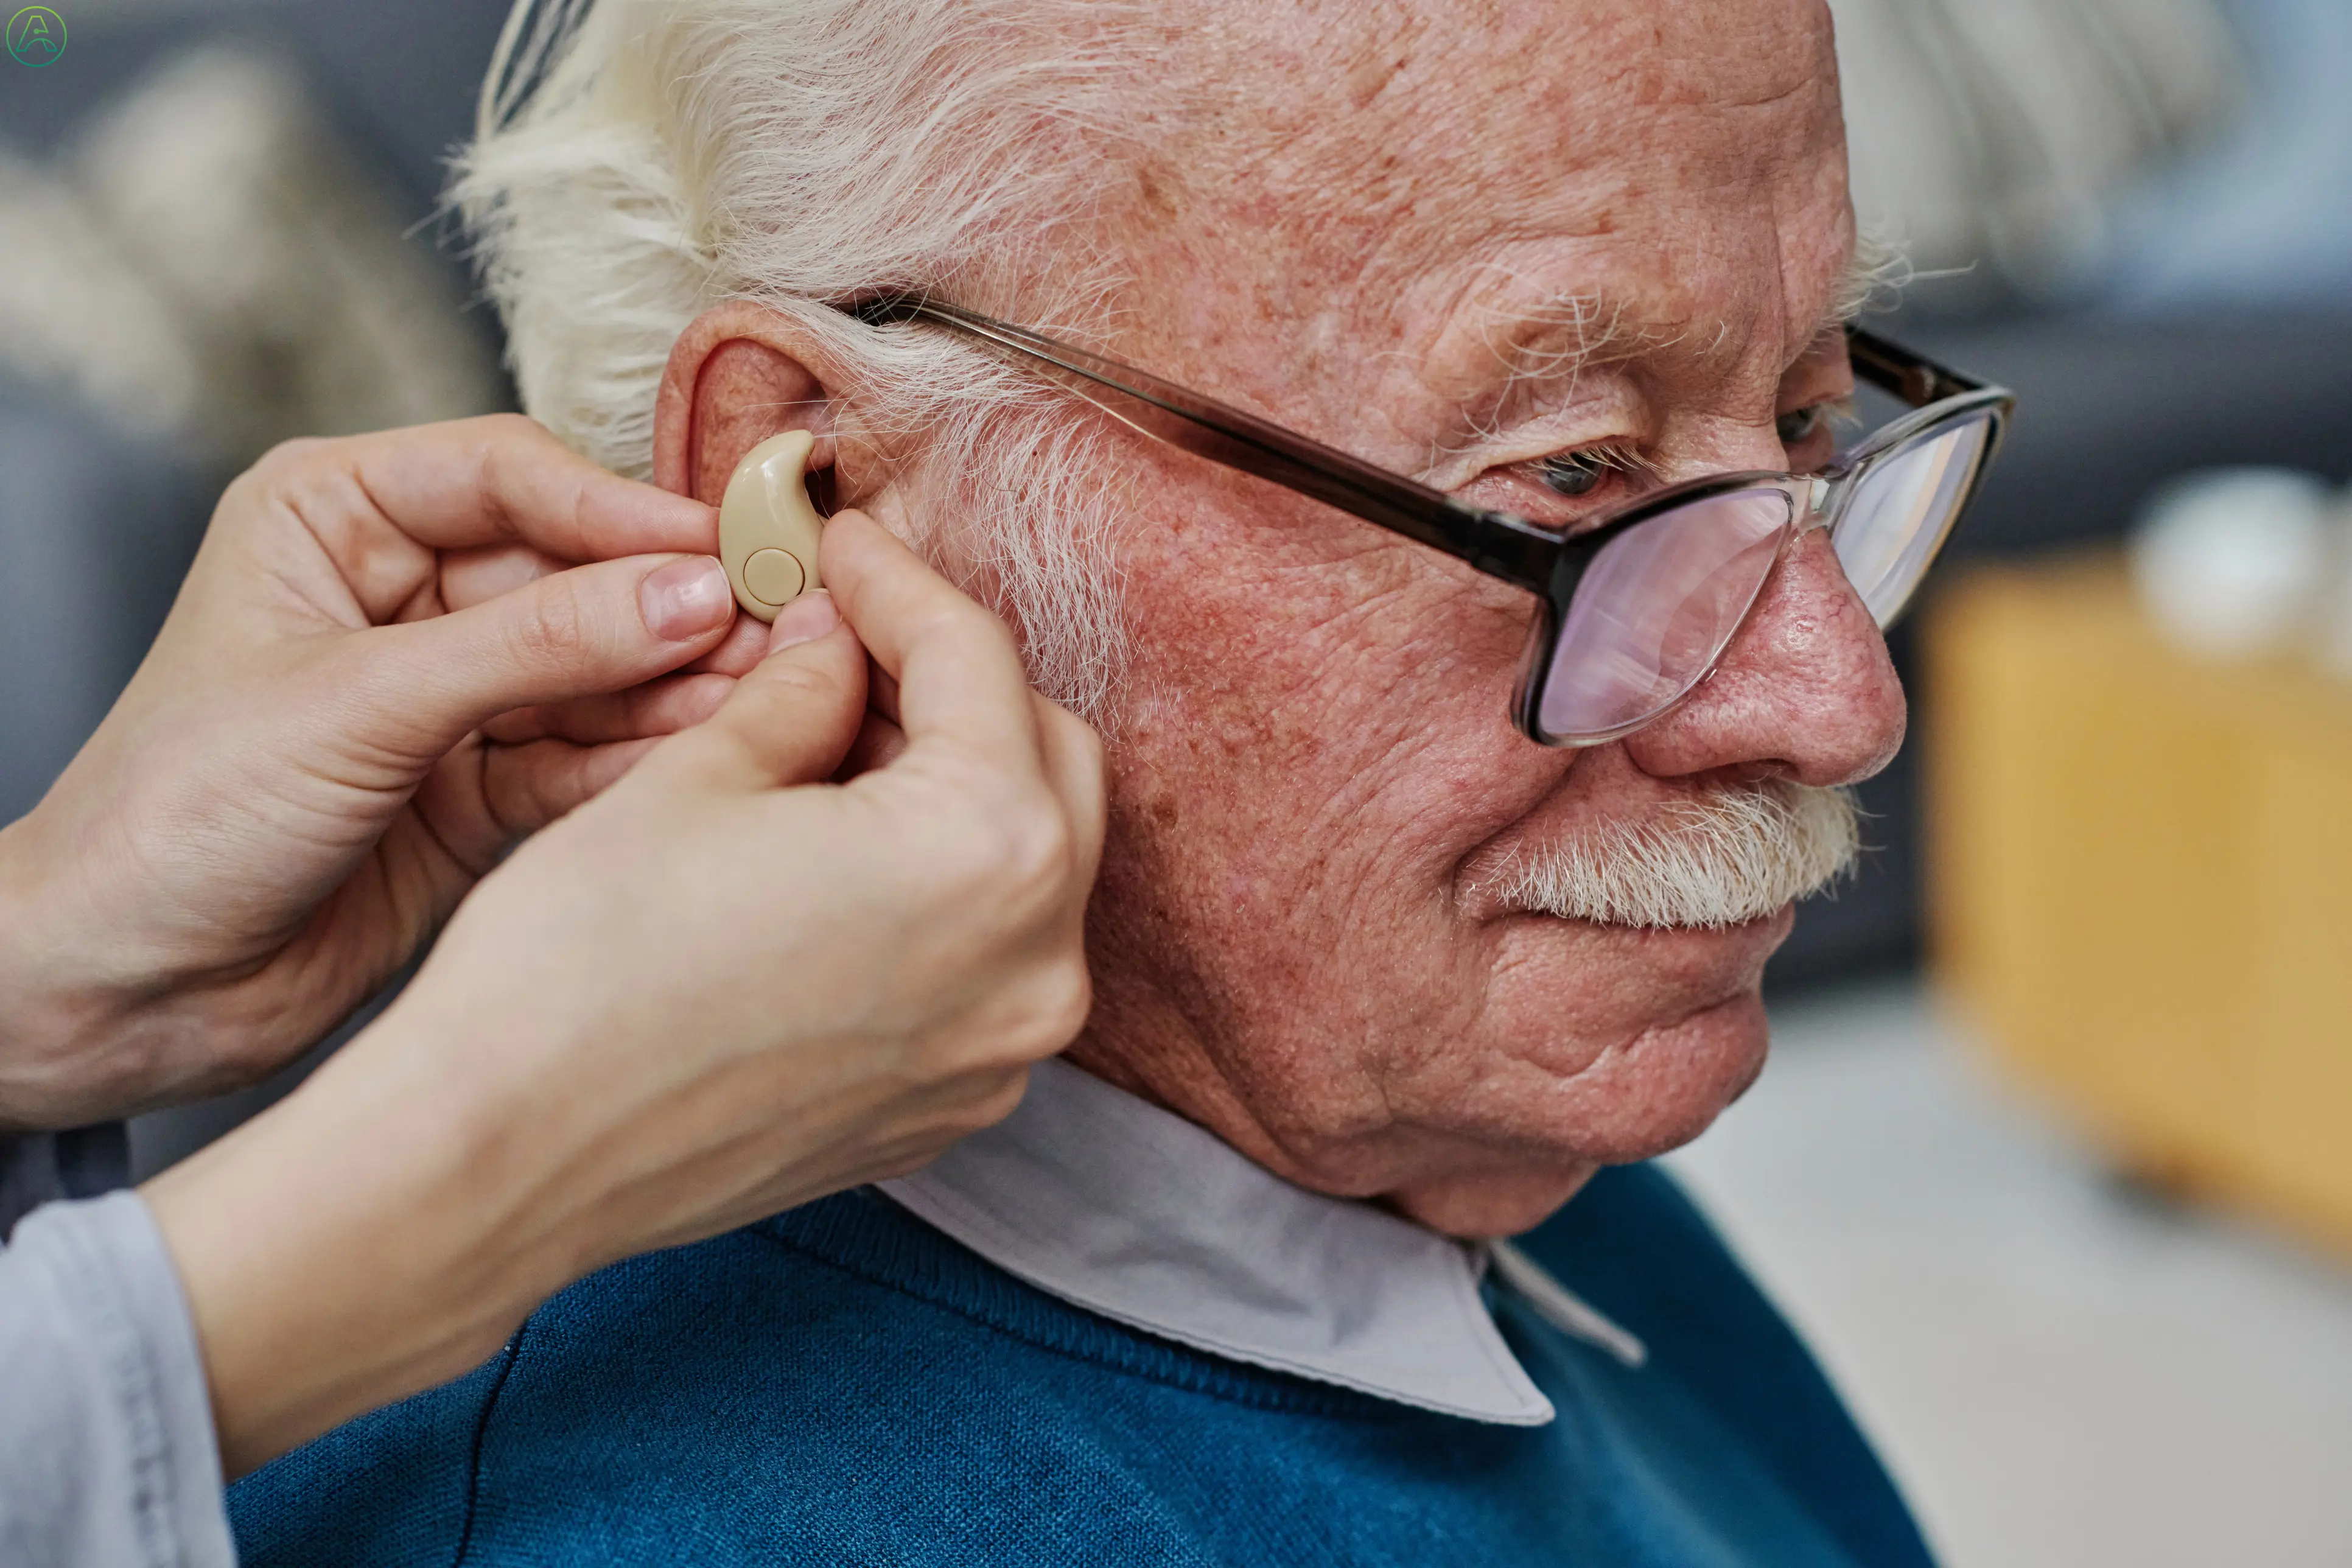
top-left (653, 301), bottom-right (840, 505)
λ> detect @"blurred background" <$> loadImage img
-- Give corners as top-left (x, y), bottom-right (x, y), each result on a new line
top-left (2, 2), bottom-right (2348, 1563)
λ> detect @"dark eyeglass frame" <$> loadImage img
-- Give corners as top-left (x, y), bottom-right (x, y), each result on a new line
top-left (853, 294), bottom-right (2014, 745)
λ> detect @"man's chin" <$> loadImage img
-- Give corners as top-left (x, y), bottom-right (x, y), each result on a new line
top-left (1580, 984), bottom-right (1774, 1161)
top-left (1471, 912), bottom-right (1786, 1164)
top-left (1375, 979), bottom-right (1771, 1238)
top-left (1388, 981), bottom-right (1771, 1236)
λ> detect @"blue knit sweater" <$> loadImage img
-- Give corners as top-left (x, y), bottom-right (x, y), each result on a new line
top-left (229, 1164), bottom-right (1934, 1566)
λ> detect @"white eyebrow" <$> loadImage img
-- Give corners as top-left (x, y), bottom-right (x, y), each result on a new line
top-left (1415, 237), bottom-right (1906, 478)
top-left (1458, 228), bottom-right (1906, 391)
top-left (1832, 231), bottom-right (1909, 326)
top-left (1467, 278), bottom-right (1668, 394)
top-left (1412, 267), bottom-right (1675, 453)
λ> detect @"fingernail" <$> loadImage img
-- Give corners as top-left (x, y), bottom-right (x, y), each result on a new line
top-left (766, 589), bottom-right (838, 653)
top-left (640, 556), bottom-right (732, 641)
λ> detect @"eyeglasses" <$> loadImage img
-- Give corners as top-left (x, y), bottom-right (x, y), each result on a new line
top-left (855, 296), bottom-right (2014, 746)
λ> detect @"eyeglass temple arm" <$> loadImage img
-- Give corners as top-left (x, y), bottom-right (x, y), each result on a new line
top-left (1844, 324), bottom-right (1986, 407)
top-left (853, 294), bottom-right (1563, 592)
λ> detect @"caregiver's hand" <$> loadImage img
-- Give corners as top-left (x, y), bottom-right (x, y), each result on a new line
top-left (144, 511), bottom-right (1106, 1474)
top-left (0, 416), bottom-right (760, 1130)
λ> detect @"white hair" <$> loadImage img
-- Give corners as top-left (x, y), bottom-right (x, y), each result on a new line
top-left (1478, 781), bottom-right (1862, 930)
top-left (452, 0), bottom-right (1141, 717)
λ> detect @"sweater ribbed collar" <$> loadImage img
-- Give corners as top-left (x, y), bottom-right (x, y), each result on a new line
top-left (881, 1058), bottom-right (1642, 1426)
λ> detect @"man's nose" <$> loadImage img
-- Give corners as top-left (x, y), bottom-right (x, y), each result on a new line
top-left (1619, 526), bottom-right (1907, 788)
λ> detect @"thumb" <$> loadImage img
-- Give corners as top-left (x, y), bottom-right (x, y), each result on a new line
top-left (345, 555), bottom-right (736, 762)
top-left (663, 591), bottom-right (869, 791)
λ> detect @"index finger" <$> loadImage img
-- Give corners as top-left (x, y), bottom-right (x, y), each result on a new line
top-left (292, 415), bottom-right (718, 565)
top-left (817, 511), bottom-right (1048, 775)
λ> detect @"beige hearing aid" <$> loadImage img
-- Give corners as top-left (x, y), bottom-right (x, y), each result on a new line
top-left (717, 429), bottom-right (827, 621)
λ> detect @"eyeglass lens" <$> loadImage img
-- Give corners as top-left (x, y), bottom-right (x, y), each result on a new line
top-left (1536, 412), bottom-right (1994, 744)
top-left (1538, 488), bottom-right (1793, 741)
top-left (1832, 411), bottom-right (1997, 626)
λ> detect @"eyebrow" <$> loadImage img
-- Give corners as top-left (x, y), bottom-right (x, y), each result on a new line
top-left (1464, 236), bottom-right (1899, 418)
top-left (1834, 233), bottom-right (1904, 325)
top-left (1457, 285), bottom-right (1659, 406)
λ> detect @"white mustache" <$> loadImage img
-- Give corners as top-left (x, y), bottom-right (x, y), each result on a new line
top-left (1478, 781), bottom-right (1862, 930)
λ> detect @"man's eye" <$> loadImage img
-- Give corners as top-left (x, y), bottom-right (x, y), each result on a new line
top-left (1776, 405), bottom-right (1829, 447)
top-left (1538, 451), bottom-right (1606, 497)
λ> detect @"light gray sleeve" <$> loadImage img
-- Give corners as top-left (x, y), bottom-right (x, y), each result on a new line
top-left (0, 1190), bottom-right (237, 1568)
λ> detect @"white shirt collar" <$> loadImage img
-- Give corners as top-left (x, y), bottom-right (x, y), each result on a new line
top-left (881, 1057), bottom-right (1643, 1426)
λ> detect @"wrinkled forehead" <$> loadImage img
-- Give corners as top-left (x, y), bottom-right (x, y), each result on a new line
top-left (1129, 0), bottom-right (1852, 401)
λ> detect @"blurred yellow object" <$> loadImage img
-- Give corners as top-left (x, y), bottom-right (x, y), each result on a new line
top-left (1928, 555), bottom-right (2352, 1251)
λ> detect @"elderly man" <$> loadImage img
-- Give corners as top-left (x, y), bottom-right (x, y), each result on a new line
top-left (230, 0), bottom-right (2004, 1561)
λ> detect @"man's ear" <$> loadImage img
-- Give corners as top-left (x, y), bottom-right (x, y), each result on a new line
top-left (653, 301), bottom-right (842, 506)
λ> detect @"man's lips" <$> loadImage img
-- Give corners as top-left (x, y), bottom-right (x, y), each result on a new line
top-left (1469, 889), bottom-right (1800, 938)
top-left (1480, 899), bottom-right (1797, 996)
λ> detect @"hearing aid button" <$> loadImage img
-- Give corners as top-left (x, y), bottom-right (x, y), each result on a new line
top-left (741, 548), bottom-right (806, 607)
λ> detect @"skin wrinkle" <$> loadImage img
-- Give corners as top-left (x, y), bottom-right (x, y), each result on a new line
top-left (251, 518), bottom-right (364, 637)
